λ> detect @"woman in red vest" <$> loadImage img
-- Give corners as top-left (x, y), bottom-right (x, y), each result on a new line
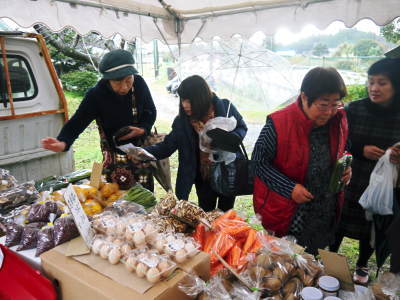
top-left (252, 67), bottom-right (351, 255)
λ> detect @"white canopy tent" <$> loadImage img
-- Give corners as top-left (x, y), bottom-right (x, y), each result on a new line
top-left (2, 0), bottom-right (400, 45)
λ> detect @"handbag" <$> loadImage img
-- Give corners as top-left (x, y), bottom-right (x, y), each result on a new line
top-left (143, 127), bottom-right (173, 192)
top-left (210, 141), bottom-right (254, 197)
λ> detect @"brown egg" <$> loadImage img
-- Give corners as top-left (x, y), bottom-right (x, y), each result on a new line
top-left (125, 256), bottom-right (138, 272)
top-left (146, 267), bottom-right (161, 283)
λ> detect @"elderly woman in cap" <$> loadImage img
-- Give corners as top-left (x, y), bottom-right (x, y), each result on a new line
top-left (41, 49), bottom-right (157, 190)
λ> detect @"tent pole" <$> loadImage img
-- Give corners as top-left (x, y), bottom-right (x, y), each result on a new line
top-left (158, 0), bottom-right (182, 59)
top-left (153, 18), bottom-right (176, 62)
top-left (182, 0), bottom-right (334, 20)
top-left (191, 19), bottom-right (207, 43)
top-left (54, 0), bottom-right (170, 20)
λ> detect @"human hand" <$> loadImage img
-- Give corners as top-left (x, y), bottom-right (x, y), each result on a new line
top-left (291, 184), bottom-right (314, 204)
top-left (341, 166), bottom-right (352, 185)
top-left (363, 145), bottom-right (385, 161)
top-left (118, 126), bottom-right (145, 141)
top-left (389, 146), bottom-right (400, 164)
top-left (41, 137), bottom-right (66, 152)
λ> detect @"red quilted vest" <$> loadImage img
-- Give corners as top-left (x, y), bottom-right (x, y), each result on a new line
top-left (253, 98), bottom-right (348, 237)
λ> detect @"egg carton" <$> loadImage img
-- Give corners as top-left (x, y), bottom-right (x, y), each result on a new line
top-left (91, 235), bottom-right (135, 259)
top-left (123, 248), bottom-right (177, 283)
top-left (150, 232), bottom-right (200, 264)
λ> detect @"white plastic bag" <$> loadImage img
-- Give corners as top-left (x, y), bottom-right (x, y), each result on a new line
top-left (199, 116), bottom-right (237, 164)
top-left (117, 143), bottom-right (156, 161)
top-left (359, 149), bottom-right (398, 215)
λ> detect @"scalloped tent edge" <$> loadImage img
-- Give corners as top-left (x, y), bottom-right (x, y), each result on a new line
top-left (2, 0), bottom-right (400, 46)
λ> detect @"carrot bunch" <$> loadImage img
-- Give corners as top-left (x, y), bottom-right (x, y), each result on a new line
top-left (193, 210), bottom-right (263, 275)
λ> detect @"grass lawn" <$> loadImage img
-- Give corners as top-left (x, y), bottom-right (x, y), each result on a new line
top-left (65, 89), bottom-right (389, 280)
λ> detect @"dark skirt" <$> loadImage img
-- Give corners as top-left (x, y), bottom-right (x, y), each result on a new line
top-left (96, 119), bottom-right (153, 191)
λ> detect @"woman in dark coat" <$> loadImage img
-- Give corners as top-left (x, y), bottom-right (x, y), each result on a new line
top-left (41, 49), bottom-right (157, 190)
top-left (144, 75), bottom-right (247, 211)
top-left (331, 58), bottom-right (400, 284)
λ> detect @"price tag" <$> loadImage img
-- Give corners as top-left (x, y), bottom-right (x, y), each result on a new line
top-left (90, 162), bottom-right (103, 189)
top-left (167, 239), bottom-right (185, 251)
top-left (141, 256), bottom-right (159, 268)
top-left (64, 184), bottom-right (93, 247)
top-left (128, 223), bottom-right (144, 233)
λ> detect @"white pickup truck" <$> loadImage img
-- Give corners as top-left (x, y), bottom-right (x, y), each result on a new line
top-left (0, 31), bottom-right (74, 181)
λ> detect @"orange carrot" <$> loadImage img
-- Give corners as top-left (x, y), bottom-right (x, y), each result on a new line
top-left (193, 223), bottom-right (206, 249)
top-left (203, 232), bottom-right (217, 253)
top-left (248, 236), bottom-right (262, 253)
top-left (221, 222), bottom-right (251, 239)
top-left (230, 243), bottom-right (242, 267)
top-left (210, 233), bottom-right (235, 264)
top-left (242, 229), bottom-right (256, 254)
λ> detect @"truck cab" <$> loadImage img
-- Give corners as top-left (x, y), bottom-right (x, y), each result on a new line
top-left (0, 32), bottom-right (73, 181)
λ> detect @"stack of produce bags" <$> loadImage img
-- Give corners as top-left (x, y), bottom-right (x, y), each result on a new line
top-left (193, 210), bottom-right (263, 275)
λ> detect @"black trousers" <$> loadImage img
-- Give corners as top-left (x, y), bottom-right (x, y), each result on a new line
top-left (330, 235), bottom-right (374, 268)
top-left (195, 177), bottom-right (235, 212)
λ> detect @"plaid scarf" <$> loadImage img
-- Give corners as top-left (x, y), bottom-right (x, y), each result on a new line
top-left (190, 105), bottom-right (215, 180)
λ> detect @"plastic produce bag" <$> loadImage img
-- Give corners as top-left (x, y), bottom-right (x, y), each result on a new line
top-left (178, 273), bottom-right (207, 298)
top-left (359, 149), bottom-right (398, 215)
top-left (17, 222), bottom-right (46, 251)
top-left (35, 223), bottom-right (55, 257)
top-left (4, 222), bottom-right (24, 247)
top-left (199, 116), bottom-right (237, 164)
top-left (179, 274), bottom-right (233, 300)
top-left (106, 199), bottom-right (146, 216)
top-left (0, 181), bottom-right (39, 214)
top-left (27, 201), bottom-right (62, 223)
top-left (0, 168), bottom-right (17, 191)
top-left (117, 144), bottom-right (156, 161)
top-left (53, 214), bottom-right (79, 246)
top-left (339, 284), bottom-right (374, 300)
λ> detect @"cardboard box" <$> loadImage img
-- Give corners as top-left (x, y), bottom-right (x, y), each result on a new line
top-left (41, 247), bottom-right (210, 300)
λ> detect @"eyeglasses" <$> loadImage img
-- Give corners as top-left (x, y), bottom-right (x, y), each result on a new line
top-left (314, 101), bottom-right (343, 112)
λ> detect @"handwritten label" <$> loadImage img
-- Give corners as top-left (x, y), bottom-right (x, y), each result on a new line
top-left (64, 184), bottom-right (93, 247)
top-left (90, 162), bottom-right (103, 189)
top-left (128, 223), bottom-right (144, 233)
top-left (141, 256), bottom-right (159, 268)
top-left (167, 239), bottom-right (185, 251)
